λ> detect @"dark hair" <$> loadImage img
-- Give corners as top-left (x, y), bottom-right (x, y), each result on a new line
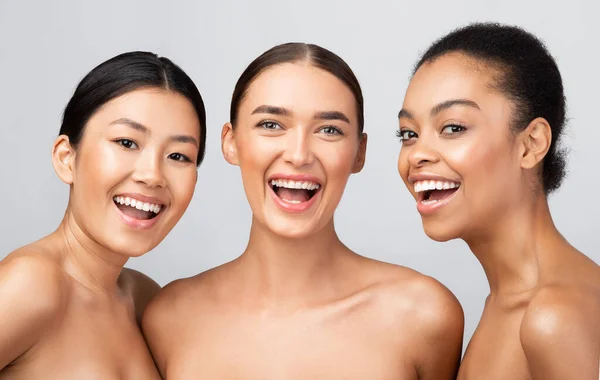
top-left (59, 51), bottom-right (207, 166)
top-left (230, 43), bottom-right (364, 133)
top-left (414, 22), bottom-right (567, 194)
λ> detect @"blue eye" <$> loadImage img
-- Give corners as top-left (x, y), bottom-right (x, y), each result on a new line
top-left (258, 121), bottom-right (283, 130)
top-left (396, 129), bottom-right (417, 141)
top-left (319, 126), bottom-right (344, 136)
top-left (168, 153), bottom-right (192, 163)
top-left (115, 139), bottom-right (138, 149)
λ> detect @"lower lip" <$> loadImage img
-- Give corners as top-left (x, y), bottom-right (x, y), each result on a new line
top-left (268, 185), bottom-right (321, 213)
top-left (114, 202), bottom-right (163, 230)
top-left (416, 188), bottom-right (459, 216)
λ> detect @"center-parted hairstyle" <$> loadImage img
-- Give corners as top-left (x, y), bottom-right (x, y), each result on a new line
top-left (229, 43), bottom-right (364, 134)
top-left (59, 51), bottom-right (207, 166)
top-left (414, 22), bottom-right (567, 194)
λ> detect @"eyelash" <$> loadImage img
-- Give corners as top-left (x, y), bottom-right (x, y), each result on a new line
top-left (113, 139), bottom-right (192, 163)
top-left (114, 138), bottom-right (138, 149)
top-left (168, 153), bottom-right (192, 163)
top-left (441, 124), bottom-right (467, 135)
top-left (257, 120), bottom-right (282, 130)
top-left (396, 129), bottom-right (417, 141)
top-left (395, 123), bottom-right (468, 142)
top-left (257, 120), bottom-right (344, 136)
top-left (319, 126), bottom-right (344, 136)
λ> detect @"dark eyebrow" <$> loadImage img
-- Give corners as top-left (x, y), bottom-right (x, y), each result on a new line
top-left (251, 105), bottom-right (291, 116)
top-left (431, 99), bottom-right (480, 116)
top-left (110, 118), bottom-right (198, 147)
top-left (314, 111), bottom-right (350, 124)
top-left (398, 109), bottom-right (415, 120)
top-left (110, 117), bottom-right (149, 133)
top-left (171, 135), bottom-right (198, 147)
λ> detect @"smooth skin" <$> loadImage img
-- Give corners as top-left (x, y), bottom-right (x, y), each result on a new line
top-left (398, 53), bottom-right (600, 380)
top-left (0, 88), bottom-right (201, 379)
top-left (143, 62), bottom-right (464, 380)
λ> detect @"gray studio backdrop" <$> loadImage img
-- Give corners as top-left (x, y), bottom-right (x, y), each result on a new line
top-left (1, 0), bottom-right (598, 350)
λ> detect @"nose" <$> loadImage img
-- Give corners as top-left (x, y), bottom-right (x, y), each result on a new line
top-left (131, 150), bottom-right (167, 188)
top-left (282, 128), bottom-right (314, 168)
top-left (406, 137), bottom-right (440, 168)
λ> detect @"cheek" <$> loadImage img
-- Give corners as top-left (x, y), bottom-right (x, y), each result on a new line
top-left (397, 148), bottom-right (410, 180)
top-left (167, 168), bottom-right (197, 210)
top-left (318, 142), bottom-right (357, 186)
top-left (446, 137), bottom-right (518, 207)
top-left (75, 142), bottom-right (128, 198)
top-left (238, 137), bottom-right (279, 179)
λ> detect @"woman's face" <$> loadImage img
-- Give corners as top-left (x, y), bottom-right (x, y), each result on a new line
top-left (59, 88), bottom-right (200, 257)
top-left (397, 53), bottom-right (525, 242)
top-left (223, 62), bottom-right (366, 239)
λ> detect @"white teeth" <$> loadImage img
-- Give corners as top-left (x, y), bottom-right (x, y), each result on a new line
top-left (113, 196), bottom-right (162, 214)
top-left (413, 180), bottom-right (461, 193)
top-left (270, 179), bottom-right (320, 191)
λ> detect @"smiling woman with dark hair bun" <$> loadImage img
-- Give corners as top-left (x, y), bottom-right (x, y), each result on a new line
top-left (0, 51), bottom-right (206, 379)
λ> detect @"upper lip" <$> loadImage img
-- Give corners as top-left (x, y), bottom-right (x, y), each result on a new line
top-left (267, 173), bottom-right (323, 186)
top-left (407, 172), bottom-right (461, 185)
top-left (114, 192), bottom-right (168, 206)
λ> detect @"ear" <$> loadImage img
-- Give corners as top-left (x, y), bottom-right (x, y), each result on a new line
top-left (221, 122), bottom-right (239, 166)
top-left (519, 117), bottom-right (552, 170)
top-left (352, 133), bottom-right (368, 173)
top-left (52, 135), bottom-right (77, 185)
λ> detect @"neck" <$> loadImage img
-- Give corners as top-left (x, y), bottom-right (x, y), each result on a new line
top-left (236, 216), bottom-right (349, 306)
top-left (465, 193), bottom-right (566, 297)
top-left (53, 208), bottom-right (128, 296)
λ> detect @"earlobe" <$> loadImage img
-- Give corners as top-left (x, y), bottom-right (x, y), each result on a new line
top-left (51, 135), bottom-right (76, 185)
top-left (520, 118), bottom-right (552, 170)
top-left (352, 133), bottom-right (368, 173)
top-left (221, 122), bottom-right (239, 166)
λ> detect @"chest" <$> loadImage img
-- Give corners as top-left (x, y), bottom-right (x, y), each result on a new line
top-left (6, 299), bottom-right (161, 380)
top-left (167, 309), bottom-right (417, 380)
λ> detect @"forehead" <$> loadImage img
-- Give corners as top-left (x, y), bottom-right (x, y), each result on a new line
top-left (88, 88), bottom-right (200, 137)
top-left (404, 53), bottom-right (502, 112)
top-left (240, 63), bottom-right (357, 122)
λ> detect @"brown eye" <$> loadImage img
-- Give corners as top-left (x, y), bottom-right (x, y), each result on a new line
top-left (168, 153), bottom-right (192, 162)
top-left (115, 139), bottom-right (138, 149)
top-left (441, 124), bottom-right (467, 135)
top-left (396, 129), bottom-right (417, 141)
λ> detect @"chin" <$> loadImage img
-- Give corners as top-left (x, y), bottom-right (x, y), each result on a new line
top-left (107, 237), bottom-right (160, 258)
top-left (422, 221), bottom-right (461, 243)
top-left (265, 219), bottom-right (321, 240)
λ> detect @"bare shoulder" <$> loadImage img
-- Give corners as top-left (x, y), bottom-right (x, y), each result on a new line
top-left (519, 283), bottom-right (600, 378)
top-left (119, 268), bottom-right (161, 324)
top-left (0, 246), bottom-right (67, 366)
top-left (359, 258), bottom-right (464, 336)
top-left (0, 246), bottom-right (67, 313)
top-left (521, 283), bottom-right (600, 348)
top-left (142, 265), bottom-right (222, 333)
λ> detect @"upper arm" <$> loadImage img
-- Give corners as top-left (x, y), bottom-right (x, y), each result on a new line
top-left (520, 291), bottom-right (600, 380)
top-left (411, 277), bottom-right (464, 380)
top-left (141, 280), bottom-right (185, 378)
top-left (0, 256), bottom-right (63, 369)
